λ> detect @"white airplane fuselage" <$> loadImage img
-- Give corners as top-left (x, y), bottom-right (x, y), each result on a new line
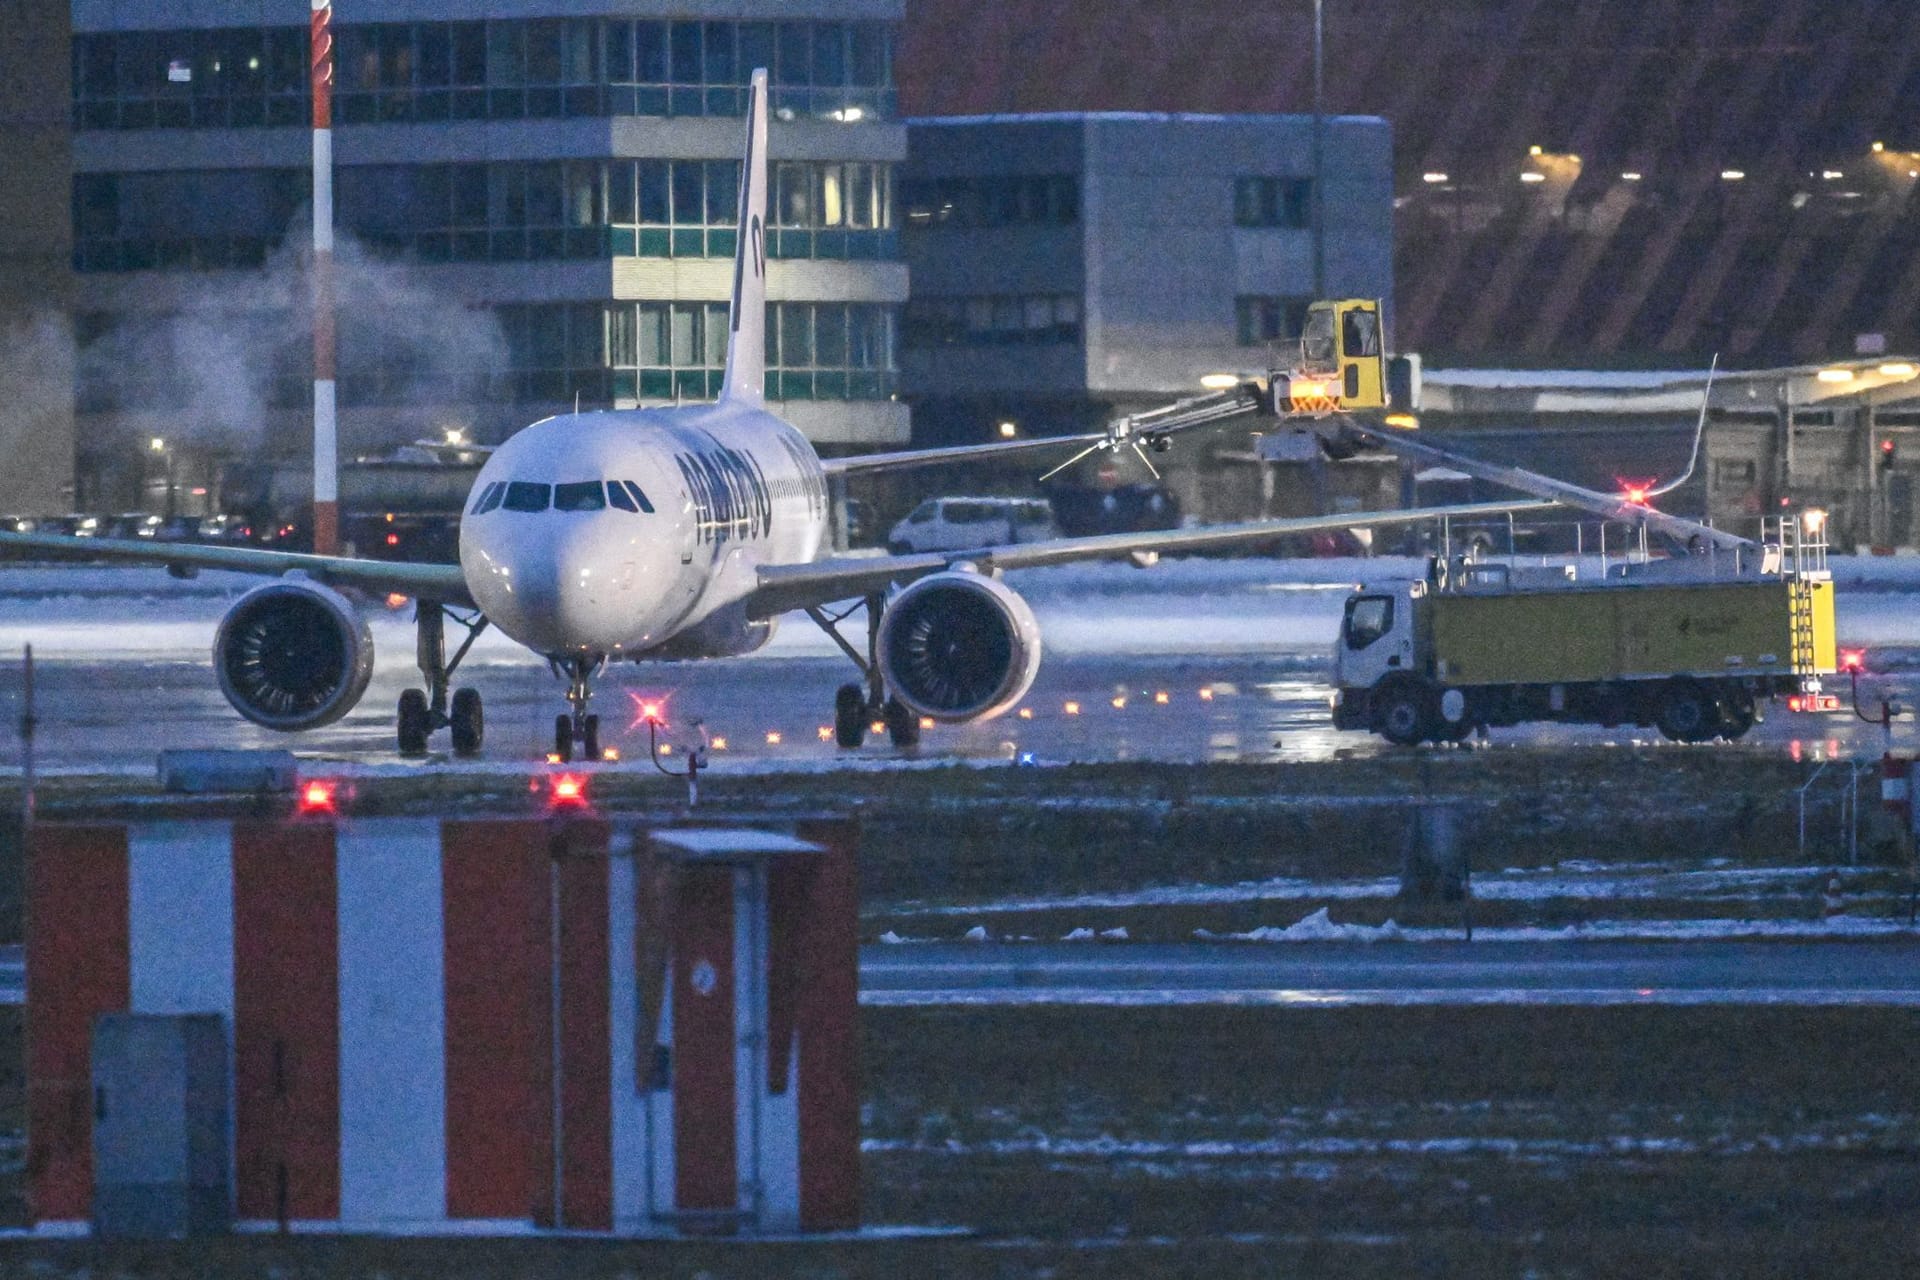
top-left (459, 401), bottom-right (829, 657)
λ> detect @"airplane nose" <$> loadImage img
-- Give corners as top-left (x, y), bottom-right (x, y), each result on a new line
top-left (491, 517), bottom-right (649, 654)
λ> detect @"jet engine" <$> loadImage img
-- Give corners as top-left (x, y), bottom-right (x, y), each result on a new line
top-left (213, 580), bottom-right (375, 730)
top-left (877, 570), bottom-right (1042, 723)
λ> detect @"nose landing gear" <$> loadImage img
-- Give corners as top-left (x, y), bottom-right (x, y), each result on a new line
top-left (549, 653), bottom-right (605, 762)
top-left (396, 602), bottom-right (490, 757)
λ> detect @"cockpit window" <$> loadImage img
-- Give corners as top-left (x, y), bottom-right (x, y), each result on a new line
top-left (470, 481), bottom-right (505, 515)
top-left (607, 481), bottom-right (639, 512)
top-left (502, 481), bottom-right (551, 512)
top-left (553, 481), bottom-right (606, 512)
top-left (1344, 595), bottom-right (1394, 650)
top-left (623, 480), bottom-right (655, 513)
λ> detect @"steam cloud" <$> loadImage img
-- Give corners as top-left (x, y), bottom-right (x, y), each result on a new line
top-left (77, 222), bottom-right (510, 453)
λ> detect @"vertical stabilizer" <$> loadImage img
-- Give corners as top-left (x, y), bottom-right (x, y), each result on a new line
top-left (720, 68), bottom-right (769, 404)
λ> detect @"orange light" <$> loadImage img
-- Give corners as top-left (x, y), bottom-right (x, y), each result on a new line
top-left (384, 512), bottom-right (395, 523)
top-left (869, 721), bottom-right (885, 736)
top-left (1154, 691), bottom-right (1170, 705)
top-left (1064, 701), bottom-right (1081, 716)
top-left (767, 730), bottom-right (783, 745)
top-left (1199, 687), bottom-right (1215, 701)
top-left (1017, 707), bottom-right (1033, 720)
top-left (298, 780), bottom-right (336, 813)
top-left (550, 774), bottom-right (587, 805)
top-left (816, 725), bottom-right (834, 741)
top-left (711, 736), bottom-right (728, 751)
top-left (602, 747), bottom-right (620, 762)
top-left (1789, 696), bottom-right (1803, 712)
top-left (385, 593), bottom-right (408, 609)
top-left (1111, 695), bottom-right (1127, 709)
top-left (1840, 648), bottom-right (1867, 672)
top-left (545, 752), bottom-right (563, 765)
top-left (919, 716), bottom-right (935, 729)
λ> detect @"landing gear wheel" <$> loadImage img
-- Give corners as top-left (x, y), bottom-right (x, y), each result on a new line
top-left (1715, 683), bottom-right (1756, 741)
top-left (554, 713), bottom-right (574, 763)
top-left (883, 698), bottom-right (921, 748)
top-left (1373, 677), bottom-right (1436, 747)
top-left (582, 714), bottom-right (601, 762)
top-left (449, 688), bottom-right (484, 756)
top-left (397, 688), bottom-right (431, 757)
top-left (1655, 678), bottom-right (1717, 743)
top-left (834, 683), bottom-right (868, 748)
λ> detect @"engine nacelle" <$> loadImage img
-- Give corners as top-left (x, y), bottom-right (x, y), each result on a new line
top-left (214, 580), bottom-right (375, 731)
top-left (878, 570), bottom-right (1042, 723)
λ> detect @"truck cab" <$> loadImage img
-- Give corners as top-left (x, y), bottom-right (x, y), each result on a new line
top-left (1266, 298), bottom-right (1414, 417)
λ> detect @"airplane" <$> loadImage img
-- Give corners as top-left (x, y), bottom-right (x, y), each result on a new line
top-left (2, 69), bottom-right (1580, 762)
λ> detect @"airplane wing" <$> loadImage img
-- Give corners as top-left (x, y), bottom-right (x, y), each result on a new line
top-left (0, 530), bottom-right (475, 607)
top-left (1332, 418), bottom-right (1755, 552)
top-left (746, 497), bottom-right (1556, 618)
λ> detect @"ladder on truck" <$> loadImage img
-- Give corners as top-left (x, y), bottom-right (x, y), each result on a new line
top-left (1789, 581), bottom-right (1820, 674)
top-left (1040, 384), bottom-right (1266, 481)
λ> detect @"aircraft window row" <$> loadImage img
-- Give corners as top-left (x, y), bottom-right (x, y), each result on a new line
top-left (469, 479), bottom-right (653, 514)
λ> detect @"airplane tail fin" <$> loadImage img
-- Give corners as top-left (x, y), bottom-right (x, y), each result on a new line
top-left (719, 68), bottom-right (769, 405)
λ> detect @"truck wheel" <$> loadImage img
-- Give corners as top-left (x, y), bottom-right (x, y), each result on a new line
top-left (1654, 678), bottom-right (1718, 743)
top-left (1715, 683), bottom-right (1756, 741)
top-left (1374, 677), bottom-right (1436, 746)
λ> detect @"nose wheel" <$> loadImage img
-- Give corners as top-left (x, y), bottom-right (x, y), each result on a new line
top-left (550, 654), bottom-right (605, 762)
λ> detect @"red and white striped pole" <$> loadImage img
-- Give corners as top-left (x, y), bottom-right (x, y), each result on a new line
top-left (310, 0), bottom-right (339, 555)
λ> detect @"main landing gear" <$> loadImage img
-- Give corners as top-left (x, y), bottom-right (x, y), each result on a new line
top-left (805, 592), bottom-right (921, 750)
top-left (548, 653), bottom-right (605, 763)
top-left (397, 602), bottom-right (491, 757)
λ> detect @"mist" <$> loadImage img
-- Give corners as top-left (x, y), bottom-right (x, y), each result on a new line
top-left (75, 220), bottom-right (510, 454)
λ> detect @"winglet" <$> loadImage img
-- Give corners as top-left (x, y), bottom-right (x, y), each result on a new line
top-left (720, 68), bottom-right (769, 405)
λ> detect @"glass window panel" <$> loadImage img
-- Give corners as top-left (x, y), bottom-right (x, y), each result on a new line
top-left (739, 23), bottom-right (775, 80)
top-left (416, 23), bottom-right (451, 85)
top-left (704, 303), bottom-right (729, 367)
top-left (639, 303), bottom-right (668, 365)
top-left (776, 23), bottom-right (811, 87)
top-left (503, 481), bottom-right (551, 512)
top-left (607, 481), bottom-right (638, 512)
top-left (607, 304), bottom-right (636, 366)
top-left (669, 304), bottom-right (701, 367)
top-left (780, 304), bottom-right (813, 367)
top-left (636, 21), bottom-right (668, 81)
top-left (451, 23), bottom-right (486, 84)
top-left (604, 20), bottom-right (633, 82)
top-left (263, 28), bottom-right (305, 95)
top-left (813, 23), bottom-right (845, 86)
top-left (670, 21), bottom-right (701, 83)
top-left (1023, 296), bottom-right (1053, 332)
top-left (561, 20), bottom-right (595, 83)
top-left (672, 161), bottom-right (703, 225)
top-left (451, 163), bottom-right (487, 224)
top-left (553, 481), bottom-right (605, 512)
top-left (639, 161), bottom-right (669, 223)
top-left (490, 164), bottom-right (525, 227)
top-left (815, 305), bottom-right (847, 367)
top-left (608, 160), bottom-right (637, 223)
top-left (707, 161), bottom-right (739, 228)
top-left (849, 24), bottom-right (884, 86)
top-left (563, 161), bottom-right (601, 226)
top-left (524, 20), bottom-right (561, 84)
top-left (625, 481), bottom-right (656, 513)
top-left (776, 163), bottom-right (812, 228)
top-left (567, 302), bottom-right (602, 366)
top-left (76, 33), bottom-right (116, 97)
top-left (486, 22), bottom-right (523, 85)
top-left (334, 26), bottom-right (376, 92)
top-left (703, 21), bottom-right (736, 84)
top-left (528, 306), bottom-right (567, 365)
top-left (525, 162), bottom-right (564, 225)
top-left (379, 24), bottom-right (414, 92)
top-left (821, 165), bottom-right (844, 227)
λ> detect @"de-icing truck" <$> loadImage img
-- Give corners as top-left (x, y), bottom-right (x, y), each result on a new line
top-left (1330, 519), bottom-right (1839, 745)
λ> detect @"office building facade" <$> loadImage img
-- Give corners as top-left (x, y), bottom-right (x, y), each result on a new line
top-left (69, 0), bottom-right (907, 508)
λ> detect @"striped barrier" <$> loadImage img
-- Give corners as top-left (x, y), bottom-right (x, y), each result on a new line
top-left (26, 815), bottom-right (859, 1237)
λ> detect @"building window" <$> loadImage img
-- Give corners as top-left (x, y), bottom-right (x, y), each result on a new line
top-left (78, 161), bottom-right (896, 271)
top-left (1233, 176), bottom-right (1312, 229)
top-left (74, 18), bottom-right (896, 130)
top-left (899, 175), bottom-right (1079, 228)
top-left (1236, 295), bottom-right (1311, 346)
top-left (498, 301), bottom-right (897, 403)
top-left (903, 294), bottom-right (1082, 348)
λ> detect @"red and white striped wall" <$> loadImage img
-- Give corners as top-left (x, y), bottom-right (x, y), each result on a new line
top-left (26, 816), bottom-right (859, 1236)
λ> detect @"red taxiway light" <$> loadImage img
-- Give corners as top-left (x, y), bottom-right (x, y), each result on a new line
top-left (1624, 485), bottom-right (1649, 505)
top-left (298, 780), bottom-right (337, 813)
top-left (1840, 647), bottom-right (1868, 673)
top-left (549, 774), bottom-right (588, 806)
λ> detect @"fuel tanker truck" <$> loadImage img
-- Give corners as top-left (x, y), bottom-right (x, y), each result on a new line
top-left (1330, 522), bottom-right (1838, 745)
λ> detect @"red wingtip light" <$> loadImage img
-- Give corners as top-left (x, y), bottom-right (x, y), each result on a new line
top-left (298, 780), bottom-right (337, 813)
top-left (550, 774), bottom-right (588, 806)
top-left (1841, 648), bottom-right (1867, 673)
top-left (1625, 486), bottom-right (1649, 505)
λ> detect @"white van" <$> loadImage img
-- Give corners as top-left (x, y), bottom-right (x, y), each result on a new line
top-left (886, 497), bottom-right (1057, 554)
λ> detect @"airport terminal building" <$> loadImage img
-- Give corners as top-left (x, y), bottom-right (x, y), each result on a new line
top-left (66, 0), bottom-right (909, 508)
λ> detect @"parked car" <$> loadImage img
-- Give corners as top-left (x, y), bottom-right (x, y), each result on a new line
top-left (886, 496), bottom-right (1057, 554)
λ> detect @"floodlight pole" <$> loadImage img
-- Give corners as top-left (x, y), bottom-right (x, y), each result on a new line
top-left (1311, 0), bottom-right (1327, 299)
top-left (311, 0), bottom-right (339, 555)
